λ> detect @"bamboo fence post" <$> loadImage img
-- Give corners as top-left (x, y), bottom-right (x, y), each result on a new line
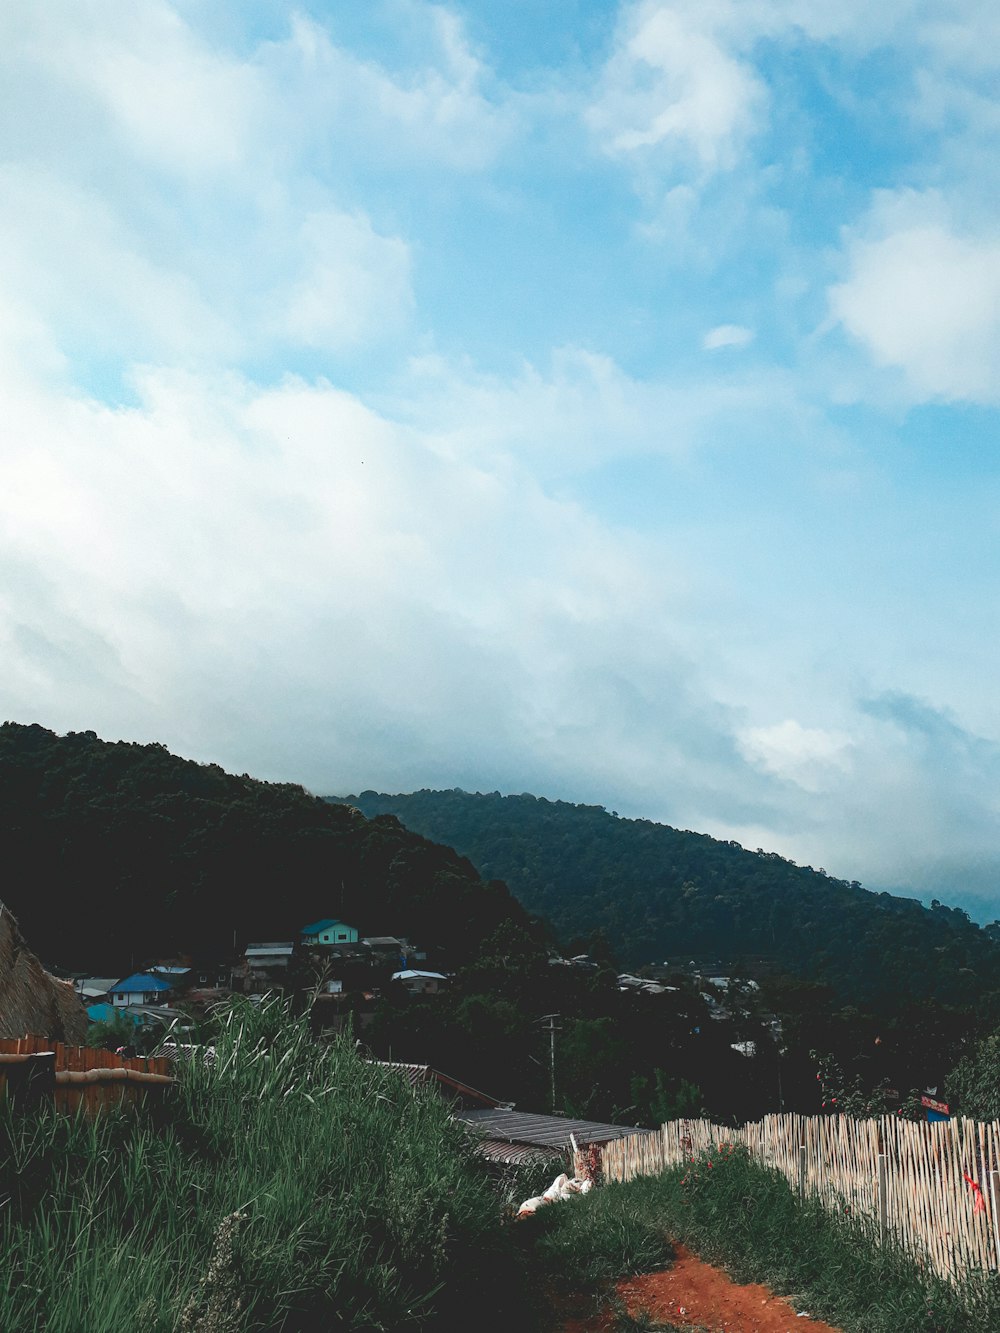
top-left (878, 1151), bottom-right (888, 1237)
top-left (991, 1170), bottom-right (1000, 1271)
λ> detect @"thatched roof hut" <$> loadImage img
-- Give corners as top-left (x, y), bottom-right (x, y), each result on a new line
top-left (0, 902), bottom-right (87, 1043)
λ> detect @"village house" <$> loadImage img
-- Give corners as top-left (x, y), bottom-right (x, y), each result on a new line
top-left (240, 942), bottom-right (296, 993)
top-left (73, 976), bottom-right (118, 1003)
top-left (300, 919), bottom-right (359, 946)
top-left (391, 968), bottom-right (449, 995)
top-left (110, 971), bottom-right (174, 1006)
top-left (363, 935), bottom-right (419, 964)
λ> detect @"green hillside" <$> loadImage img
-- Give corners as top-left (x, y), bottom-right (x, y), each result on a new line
top-left (0, 725), bottom-right (525, 970)
top-left (338, 788), bottom-right (1000, 1009)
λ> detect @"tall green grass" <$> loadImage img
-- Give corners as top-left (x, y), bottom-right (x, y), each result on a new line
top-left (0, 997), bottom-right (532, 1332)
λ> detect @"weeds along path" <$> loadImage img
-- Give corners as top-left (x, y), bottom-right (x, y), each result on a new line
top-left (559, 1244), bottom-right (843, 1333)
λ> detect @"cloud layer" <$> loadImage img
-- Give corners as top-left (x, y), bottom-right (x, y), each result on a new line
top-left (3, 0), bottom-right (1000, 919)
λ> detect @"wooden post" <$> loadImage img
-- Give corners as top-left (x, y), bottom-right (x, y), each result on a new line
top-left (990, 1170), bottom-right (1000, 1271)
top-left (6, 1052), bottom-right (55, 1112)
top-left (798, 1143), bottom-right (807, 1200)
top-left (878, 1152), bottom-right (888, 1237)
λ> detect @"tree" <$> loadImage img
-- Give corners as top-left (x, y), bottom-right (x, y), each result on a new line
top-left (947, 1028), bottom-right (1000, 1120)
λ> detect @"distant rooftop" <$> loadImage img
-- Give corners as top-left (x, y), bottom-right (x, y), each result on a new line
top-left (455, 1108), bottom-right (650, 1164)
top-left (112, 972), bottom-right (173, 993)
top-left (371, 1061), bottom-right (501, 1109)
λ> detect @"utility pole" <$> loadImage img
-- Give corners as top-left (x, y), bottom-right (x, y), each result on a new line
top-left (539, 1014), bottom-right (561, 1113)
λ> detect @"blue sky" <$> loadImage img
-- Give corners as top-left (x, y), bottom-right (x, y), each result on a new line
top-left (3, 0), bottom-right (1000, 916)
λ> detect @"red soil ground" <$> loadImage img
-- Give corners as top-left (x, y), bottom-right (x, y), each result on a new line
top-left (557, 1244), bottom-right (843, 1333)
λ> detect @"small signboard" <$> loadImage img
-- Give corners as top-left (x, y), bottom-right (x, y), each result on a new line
top-left (921, 1094), bottom-right (950, 1117)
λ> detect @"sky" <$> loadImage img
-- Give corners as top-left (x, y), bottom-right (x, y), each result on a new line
top-left (2, 0), bottom-right (1000, 917)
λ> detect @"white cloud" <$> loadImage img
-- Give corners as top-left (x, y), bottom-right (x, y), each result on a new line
top-left (0, 351), bottom-right (760, 809)
top-left (279, 210), bottom-right (414, 351)
top-left (738, 719), bottom-right (852, 792)
top-left (588, 2), bottom-right (767, 172)
top-left (0, 0), bottom-right (263, 177)
top-left (265, 11), bottom-right (514, 172)
top-left (398, 346), bottom-right (809, 480)
top-left (0, 165), bottom-right (239, 368)
top-left (703, 323), bottom-right (755, 350)
top-left (829, 192), bottom-right (1000, 403)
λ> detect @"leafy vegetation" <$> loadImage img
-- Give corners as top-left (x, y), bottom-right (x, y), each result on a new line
top-left (947, 1026), bottom-right (1000, 1120)
top-left (0, 996), bottom-right (536, 1333)
top-left (540, 1147), bottom-right (1000, 1333)
top-left (365, 919), bottom-right (786, 1124)
top-left (340, 788), bottom-right (1000, 1010)
top-left (529, 1180), bottom-right (673, 1292)
top-left (0, 724), bottom-right (526, 971)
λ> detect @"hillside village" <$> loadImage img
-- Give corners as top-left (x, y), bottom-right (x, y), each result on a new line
top-left (77, 917), bottom-right (448, 1031)
top-left (71, 914), bottom-right (774, 1061)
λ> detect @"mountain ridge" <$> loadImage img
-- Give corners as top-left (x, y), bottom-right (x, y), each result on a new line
top-left (336, 787), bottom-right (1000, 1011)
top-left (0, 724), bottom-right (527, 971)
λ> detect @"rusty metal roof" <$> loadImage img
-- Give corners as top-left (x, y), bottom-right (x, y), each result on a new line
top-left (371, 1060), bottom-right (503, 1108)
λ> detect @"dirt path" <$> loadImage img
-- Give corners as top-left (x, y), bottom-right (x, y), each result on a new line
top-left (557, 1244), bottom-right (843, 1333)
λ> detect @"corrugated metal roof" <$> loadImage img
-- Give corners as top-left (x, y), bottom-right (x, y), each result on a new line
top-left (473, 1139), bottom-right (564, 1166)
top-left (455, 1108), bottom-right (650, 1150)
top-left (371, 1061), bottom-right (502, 1108)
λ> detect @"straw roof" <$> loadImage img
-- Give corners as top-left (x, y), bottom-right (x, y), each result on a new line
top-left (0, 902), bottom-right (87, 1043)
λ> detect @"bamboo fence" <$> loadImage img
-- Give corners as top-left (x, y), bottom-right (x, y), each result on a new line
top-left (599, 1112), bottom-right (1000, 1282)
top-left (0, 1034), bottom-right (174, 1115)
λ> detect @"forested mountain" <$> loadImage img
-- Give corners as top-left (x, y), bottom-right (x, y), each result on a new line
top-left (0, 725), bottom-right (525, 971)
top-left (338, 789), bottom-right (1000, 1011)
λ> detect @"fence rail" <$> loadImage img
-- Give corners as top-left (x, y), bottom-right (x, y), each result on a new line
top-left (0, 1035), bottom-right (174, 1115)
top-left (599, 1112), bottom-right (1000, 1282)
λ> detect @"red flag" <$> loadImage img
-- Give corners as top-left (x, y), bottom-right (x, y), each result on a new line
top-left (963, 1173), bottom-right (987, 1215)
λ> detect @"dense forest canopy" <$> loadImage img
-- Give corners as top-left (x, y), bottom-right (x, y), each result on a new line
top-left (337, 789), bottom-right (1000, 1011)
top-left (0, 725), bottom-right (526, 971)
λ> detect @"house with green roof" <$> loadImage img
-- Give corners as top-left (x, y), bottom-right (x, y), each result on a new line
top-left (300, 918), bottom-right (359, 946)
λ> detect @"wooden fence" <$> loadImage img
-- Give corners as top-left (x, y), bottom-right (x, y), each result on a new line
top-left (0, 1035), bottom-right (174, 1115)
top-left (600, 1113), bottom-right (1000, 1282)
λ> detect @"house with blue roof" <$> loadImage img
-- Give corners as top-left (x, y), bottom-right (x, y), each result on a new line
top-left (300, 919), bottom-right (359, 946)
top-left (110, 972), bottom-right (174, 1007)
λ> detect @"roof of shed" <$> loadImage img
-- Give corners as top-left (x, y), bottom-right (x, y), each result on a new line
top-left (373, 1060), bottom-right (502, 1108)
top-left (472, 1140), bottom-right (564, 1166)
top-left (454, 1108), bottom-right (649, 1150)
